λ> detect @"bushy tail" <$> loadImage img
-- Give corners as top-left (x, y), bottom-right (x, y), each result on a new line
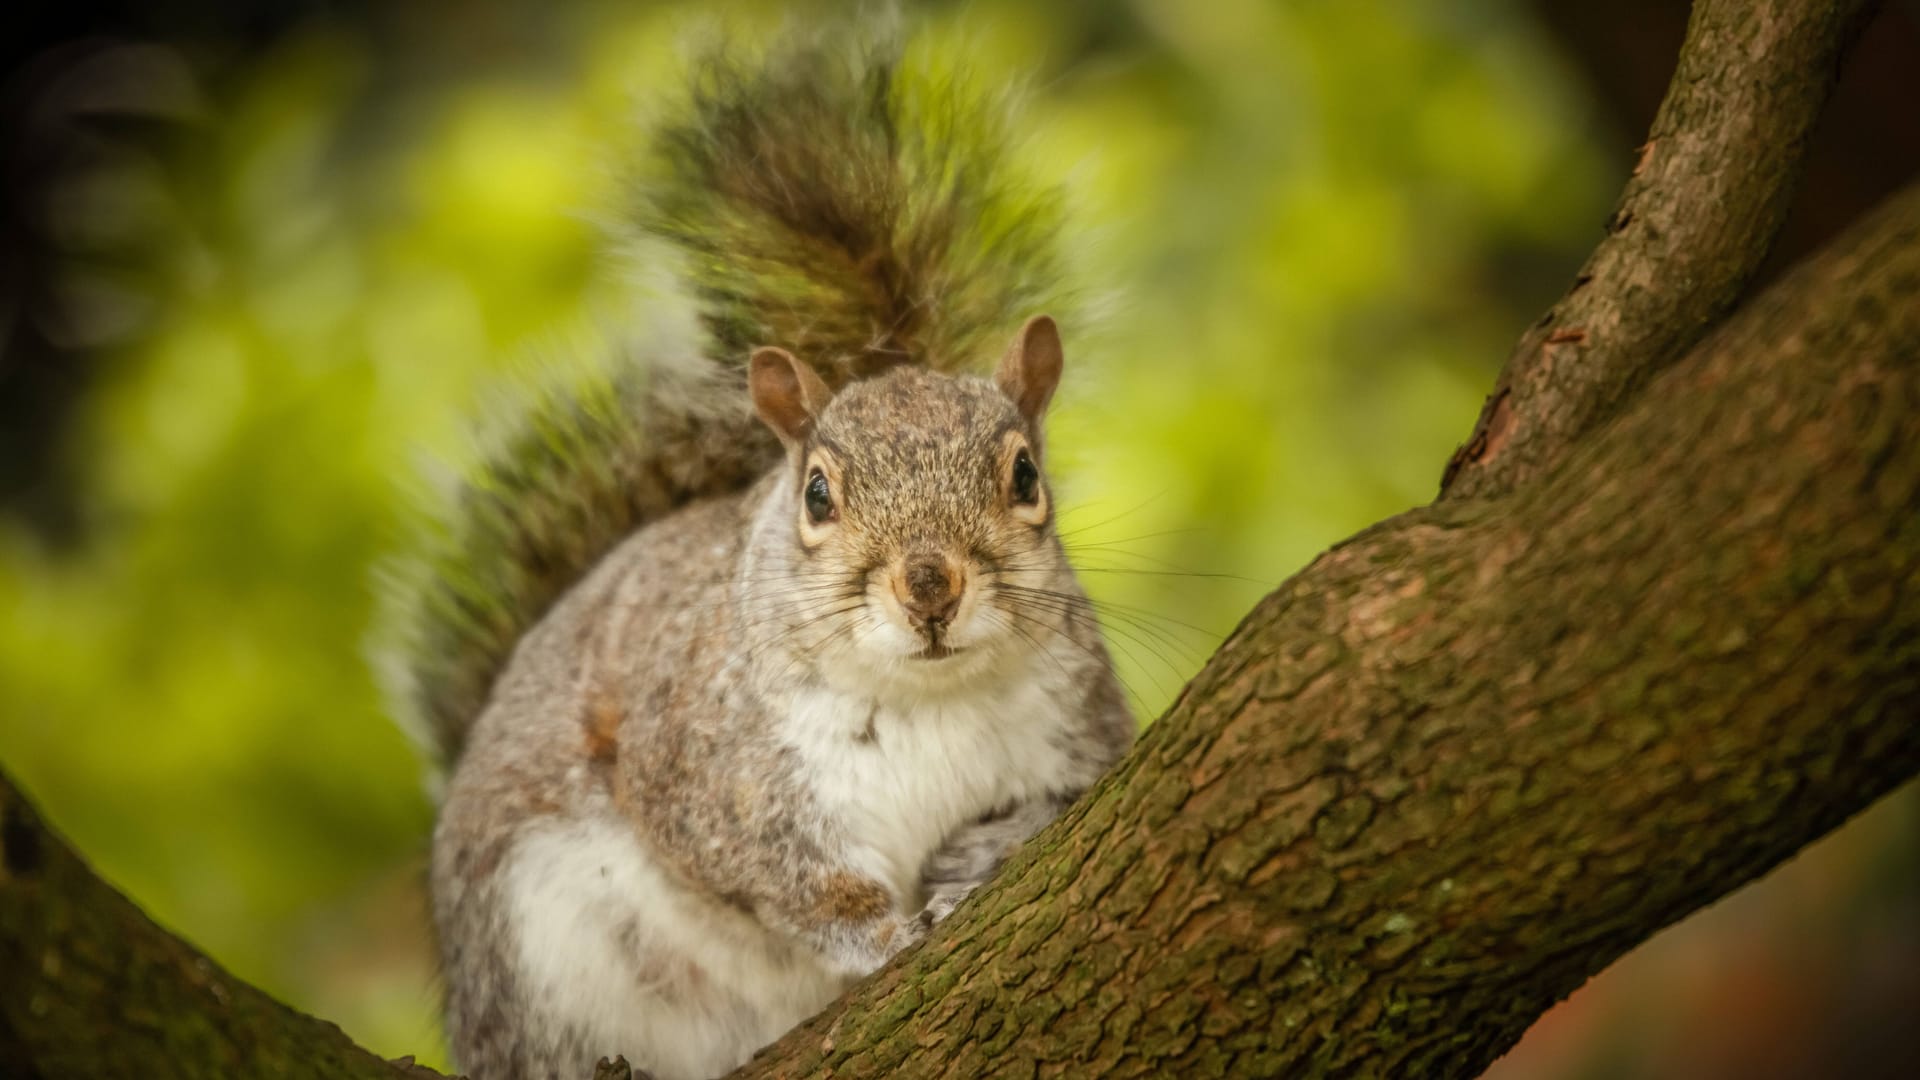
top-left (379, 32), bottom-right (1069, 767)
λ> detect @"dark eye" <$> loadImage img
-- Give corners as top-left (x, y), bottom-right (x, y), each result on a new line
top-left (1011, 449), bottom-right (1040, 506)
top-left (804, 469), bottom-right (836, 524)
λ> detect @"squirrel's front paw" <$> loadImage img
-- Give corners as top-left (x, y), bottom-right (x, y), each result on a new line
top-left (918, 882), bottom-right (976, 927)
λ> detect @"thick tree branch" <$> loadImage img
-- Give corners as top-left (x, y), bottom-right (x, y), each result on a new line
top-left (732, 182), bottom-right (1920, 1077)
top-left (1441, 0), bottom-right (1881, 499)
top-left (0, 771), bottom-right (448, 1080)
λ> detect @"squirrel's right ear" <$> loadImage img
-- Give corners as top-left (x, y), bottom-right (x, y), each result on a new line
top-left (995, 315), bottom-right (1064, 428)
top-left (750, 347), bottom-right (834, 449)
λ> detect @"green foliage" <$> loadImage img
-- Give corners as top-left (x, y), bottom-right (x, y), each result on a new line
top-left (0, 0), bottom-right (1609, 1066)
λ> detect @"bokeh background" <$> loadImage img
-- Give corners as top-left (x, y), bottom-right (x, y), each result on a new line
top-left (2, 0), bottom-right (1915, 1074)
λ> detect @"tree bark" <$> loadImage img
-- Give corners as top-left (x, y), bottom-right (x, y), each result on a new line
top-left (1529, 0), bottom-right (1920, 282)
top-left (1442, 0), bottom-right (1880, 499)
top-left (4, 0), bottom-right (1918, 1077)
top-left (0, 771), bottom-right (443, 1079)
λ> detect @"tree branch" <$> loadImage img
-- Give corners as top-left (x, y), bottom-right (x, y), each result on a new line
top-left (732, 181), bottom-right (1920, 1077)
top-left (1441, 0), bottom-right (1882, 499)
top-left (0, 770), bottom-right (448, 1080)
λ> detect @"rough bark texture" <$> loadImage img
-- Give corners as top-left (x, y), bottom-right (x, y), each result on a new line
top-left (4, 1), bottom-right (1918, 1077)
top-left (727, 183), bottom-right (1920, 1078)
top-left (1530, 0), bottom-right (1920, 280)
top-left (0, 771), bottom-right (444, 1080)
top-left (1441, 0), bottom-right (1880, 500)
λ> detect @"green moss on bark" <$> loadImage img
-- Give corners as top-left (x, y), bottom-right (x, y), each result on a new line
top-left (0, 775), bottom-right (442, 1080)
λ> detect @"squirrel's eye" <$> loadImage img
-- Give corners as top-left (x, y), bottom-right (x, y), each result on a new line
top-left (1011, 449), bottom-right (1040, 506)
top-left (804, 469), bottom-right (836, 524)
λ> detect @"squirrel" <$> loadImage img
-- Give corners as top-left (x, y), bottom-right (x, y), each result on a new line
top-left (381, 36), bottom-right (1133, 1080)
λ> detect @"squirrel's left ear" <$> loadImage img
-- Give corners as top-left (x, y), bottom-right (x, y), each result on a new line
top-left (750, 346), bottom-right (834, 450)
top-left (995, 315), bottom-right (1063, 428)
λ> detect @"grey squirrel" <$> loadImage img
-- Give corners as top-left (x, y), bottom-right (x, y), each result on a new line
top-left (382, 37), bottom-right (1132, 1080)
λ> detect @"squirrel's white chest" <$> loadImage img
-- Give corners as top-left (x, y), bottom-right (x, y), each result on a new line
top-left (782, 681), bottom-right (1068, 898)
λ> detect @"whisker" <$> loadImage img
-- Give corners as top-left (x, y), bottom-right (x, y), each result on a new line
top-left (992, 603), bottom-right (1150, 716)
top-left (993, 582), bottom-right (1222, 645)
top-left (1052, 492), bottom-right (1173, 542)
top-left (980, 607), bottom-right (1074, 685)
top-left (990, 592), bottom-right (1182, 693)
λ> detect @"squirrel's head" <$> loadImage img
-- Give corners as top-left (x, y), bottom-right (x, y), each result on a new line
top-left (747, 316), bottom-right (1071, 687)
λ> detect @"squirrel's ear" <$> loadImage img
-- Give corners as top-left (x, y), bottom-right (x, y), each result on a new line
top-left (995, 315), bottom-right (1063, 426)
top-left (750, 346), bottom-right (833, 448)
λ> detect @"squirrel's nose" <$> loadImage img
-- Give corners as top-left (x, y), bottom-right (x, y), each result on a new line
top-left (899, 556), bottom-right (962, 628)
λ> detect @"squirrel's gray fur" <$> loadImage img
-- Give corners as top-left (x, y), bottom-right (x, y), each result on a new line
top-left (399, 31), bottom-right (1132, 1080)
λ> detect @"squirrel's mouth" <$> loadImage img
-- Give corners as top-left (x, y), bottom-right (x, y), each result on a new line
top-left (912, 642), bottom-right (962, 661)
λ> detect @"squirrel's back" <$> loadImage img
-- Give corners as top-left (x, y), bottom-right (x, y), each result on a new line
top-left (379, 34), bottom-right (1073, 764)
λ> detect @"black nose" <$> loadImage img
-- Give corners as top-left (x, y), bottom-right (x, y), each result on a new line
top-left (902, 558), bottom-right (960, 627)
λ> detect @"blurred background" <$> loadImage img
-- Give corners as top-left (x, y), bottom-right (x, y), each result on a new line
top-left (1, 0), bottom-right (1915, 1074)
